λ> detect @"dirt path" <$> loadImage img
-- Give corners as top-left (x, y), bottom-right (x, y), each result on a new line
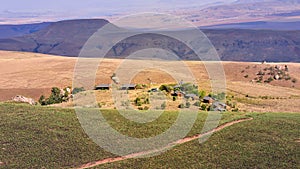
top-left (78, 118), bottom-right (253, 169)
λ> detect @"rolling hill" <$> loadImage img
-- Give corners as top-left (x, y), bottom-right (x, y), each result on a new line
top-left (0, 19), bottom-right (299, 62)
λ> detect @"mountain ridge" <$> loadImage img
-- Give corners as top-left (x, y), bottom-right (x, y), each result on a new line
top-left (0, 19), bottom-right (299, 62)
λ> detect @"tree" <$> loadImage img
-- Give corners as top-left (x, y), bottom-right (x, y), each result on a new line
top-left (201, 104), bottom-right (207, 111)
top-left (159, 84), bottom-right (172, 93)
top-left (134, 97), bottom-right (142, 106)
top-left (38, 95), bottom-right (46, 105)
top-left (198, 90), bottom-right (206, 99)
top-left (46, 87), bottom-right (63, 105)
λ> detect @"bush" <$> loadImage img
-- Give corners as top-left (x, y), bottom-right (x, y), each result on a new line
top-left (38, 95), bottom-right (46, 105)
top-left (173, 96), bottom-right (177, 101)
top-left (193, 101), bottom-right (201, 107)
top-left (186, 102), bottom-right (191, 108)
top-left (198, 90), bottom-right (206, 99)
top-left (178, 103), bottom-right (185, 109)
top-left (264, 77), bottom-right (274, 83)
top-left (135, 84), bottom-right (144, 89)
top-left (292, 78), bottom-right (297, 83)
top-left (40, 87), bottom-right (70, 106)
top-left (134, 97), bottom-right (142, 106)
top-left (161, 102), bottom-right (167, 109)
top-left (72, 87), bottom-right (85, 94)
top-left (46, 87), bottom-right (63, 105)
top-left (200, 104), bottom-right (207, 111)
top-left (159, 84), bottom-right (172, 93)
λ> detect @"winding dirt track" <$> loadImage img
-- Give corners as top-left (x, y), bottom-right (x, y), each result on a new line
top-left (78, 118), bottom-right (253, 169)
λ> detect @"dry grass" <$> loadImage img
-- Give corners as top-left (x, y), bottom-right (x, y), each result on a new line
top-left (1, 50), bottom-right (300, 112)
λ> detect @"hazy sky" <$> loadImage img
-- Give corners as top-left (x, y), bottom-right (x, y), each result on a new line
top-left (0, 0), bottom-right (229, 12)
top-left (0, 0), bottom-right (238, 23)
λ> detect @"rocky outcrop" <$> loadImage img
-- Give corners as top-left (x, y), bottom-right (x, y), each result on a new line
top-left (12, 95), bottom-right (36, 105)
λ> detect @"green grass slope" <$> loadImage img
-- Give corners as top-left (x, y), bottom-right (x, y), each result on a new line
top-left (0, 103), bottom-right (299, 168)
top-left (99, 113), bottom-right (300, 169)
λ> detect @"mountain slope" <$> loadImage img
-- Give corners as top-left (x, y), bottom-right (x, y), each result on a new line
top-left (0, 19), bottom-right (109, 57)
top-left (0, 19), bottom-right (299, 62)
top-left (0, 22), bottom-right (51, 39)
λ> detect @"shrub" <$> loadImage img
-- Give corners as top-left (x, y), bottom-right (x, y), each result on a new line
top-left (135, 84), bottom-right (144, 89)
top-left (178, 103), bottom-right (185, 109)
top-left (186, 102), bottom-right (191, 108)
top-left (200, 104), bottom-right (207, 111)
top-left (144, 98), bottom-right (150, 104)
top-left (292, 78), bottom-right (297, 83)
top-left (161, 102), bottom-right (167, 109)
top-left (46, 87), bottom-right (63, 105)
top-left (134, 97), bottom-right (142, 106)
top-left (198, 90), bottom-right (206, 99)
top-left (72, 87), bottom-right (85, 94)
top-left (182, 83), bottom-right (198, 95)
top-left (173, 96), bottom-right (177, 101)
top-left (264, 77), bottom-right (274, 83)
top-left (39, 87), bottom-right (67, 105)
top-left (38, 95), bottom-right (46, 105)
top-left (193, 101), bottom-right (201, 107)
top-left (121, 100), bottom-right (130, 107)
top-left (257, 70), bottom-right (264, 75)
top-left (159, 84), bottom-right (172, 93)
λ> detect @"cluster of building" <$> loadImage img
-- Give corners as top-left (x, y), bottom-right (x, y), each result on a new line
top-left (94, 82), bottom-right (228, 111)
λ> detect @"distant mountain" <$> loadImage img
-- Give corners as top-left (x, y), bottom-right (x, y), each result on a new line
top-left (183, 0), bottom-right (300, 27)
top-left (0, 19), bottom-right (109, 56)
top-left (203, 29), bottom-right (300, 62)
top-left (200, 21), bottom-right (300, 31)
top-left (0, 22), bottom-right (51, 39)
top-left (0, 19), bottom-right (299, 62)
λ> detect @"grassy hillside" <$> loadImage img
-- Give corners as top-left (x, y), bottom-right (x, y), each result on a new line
top-left (1, 103), bottom-right (299, 168)
top-left (99, 113), bottom-right (300, 169)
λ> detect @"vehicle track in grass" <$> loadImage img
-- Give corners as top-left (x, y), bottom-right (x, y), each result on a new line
top-left (78, 118), bottom-right (253, 169)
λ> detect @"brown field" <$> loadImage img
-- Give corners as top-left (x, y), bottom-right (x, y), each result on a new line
top-left (1, 50), bottom-right (300, 112)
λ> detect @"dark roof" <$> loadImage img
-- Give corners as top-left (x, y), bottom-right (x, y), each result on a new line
top-left (96, 84), bottom-right (110, 88)
top-left (174, 85), bottom-right (181, 88)
top-left (203, 96), bottom-right (214, 100)
top-left (121, 84), bottom-right (136, 88)
top-left (213, 102), bottom-right (226, 107)
top-left (185, 94), bottom-right (197, 98)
